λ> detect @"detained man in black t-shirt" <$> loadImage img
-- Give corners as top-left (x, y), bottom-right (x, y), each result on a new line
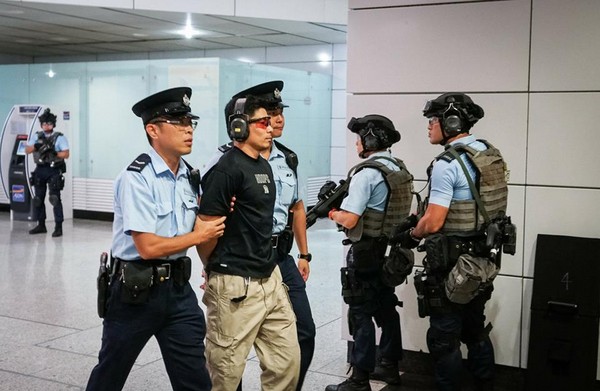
top-left (197, 94), bottom-right (300, 391)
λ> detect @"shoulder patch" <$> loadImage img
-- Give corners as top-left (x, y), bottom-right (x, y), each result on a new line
top-left (218, 142), bottom-right (234, 153)
top-left (127, 153), bottom-right (151, 172)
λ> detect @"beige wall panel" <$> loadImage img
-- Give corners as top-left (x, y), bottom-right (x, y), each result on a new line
top-left (523, 186), bottom-right (600, 277)
top-left (530, 0), bottom-right (600, 91)
top-left (528, 93), bottom-right (600, 188)
top-left (347, 1), bottom-right (530, 93)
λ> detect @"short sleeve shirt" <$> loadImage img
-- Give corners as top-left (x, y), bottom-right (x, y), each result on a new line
top-left (268, 142), bottom-right (300, 234)
top-left (341, 151), bottom-right (399, 215)
top-left (111, 148), bottom-right (199, 260)
top-left (27, 131), bottom-right (69, 152)
top-left (428, 135), bottom-right (487, 207)
top-left (199, 147), bottom-right (276, 278)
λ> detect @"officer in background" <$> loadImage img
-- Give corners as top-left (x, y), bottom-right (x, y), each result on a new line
top-left (326, 115), bottom-right (413, 391)
top-left (25, 108), bottom-right (69, 237)
top-left (86, 87), bottom-right (225, 391)
top-left (395, 93), bottom-right (509, 391)
top-left (201, 80), bottom-right (316, 391)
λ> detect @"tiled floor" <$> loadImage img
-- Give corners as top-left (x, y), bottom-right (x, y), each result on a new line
top-left (1, 213), bottom-right (415, 391)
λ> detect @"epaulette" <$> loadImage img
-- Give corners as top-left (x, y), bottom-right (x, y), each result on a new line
top-left (273, 140), bottom-right (298, 174)
top-left (127, 153), bottom-right (151, 172)
top-left (218, 142), bottom-right (234, 153)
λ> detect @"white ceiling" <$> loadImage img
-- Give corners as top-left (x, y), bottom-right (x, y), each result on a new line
top-left (0, 0), bottom-right (347, 61)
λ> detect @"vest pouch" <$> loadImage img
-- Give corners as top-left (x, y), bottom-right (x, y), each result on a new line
top-left (348, 237), bottom-right (386, 273)
top-left (120, 262), bottom-right (154, 304)
top-left (423, 233), bottom-right (451, 273)
top-left (445, 254), bottom-right (499, 304)
top-left (381, 244), bottom-right (415, 287)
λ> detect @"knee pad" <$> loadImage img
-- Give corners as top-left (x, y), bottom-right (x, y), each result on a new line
top-left (427, 327), bottom-right (461, 359)
top-left (33, 196), bottom-right (43, 207)
top-left (49, 194), bottom-right (60, 206)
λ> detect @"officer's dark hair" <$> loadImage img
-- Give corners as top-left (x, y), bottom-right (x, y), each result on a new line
top-left (38, 108), bottom-right (57, 127)
top-left (422, 92), bottom-right (484, 136)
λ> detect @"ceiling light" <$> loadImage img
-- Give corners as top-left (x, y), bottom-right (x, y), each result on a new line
top-left (318, 52), bottom-right (331, 62)
top-left (46, 69), bottom-right (56, 78)
top-left (133, 33), bottom-right (148, 38)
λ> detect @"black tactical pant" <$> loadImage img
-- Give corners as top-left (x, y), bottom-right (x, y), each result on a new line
top-left (32, 165), bottom-right (63, 223)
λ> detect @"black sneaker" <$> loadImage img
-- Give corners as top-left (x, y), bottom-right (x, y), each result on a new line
top-left (325, 377), bottom-right (371, 391)
top-left (52, 226), bottom-right (63, 237)
top-left (370, 358), bottom-right (401, 385)
top-left (29, 224), bottom-right (47, 234)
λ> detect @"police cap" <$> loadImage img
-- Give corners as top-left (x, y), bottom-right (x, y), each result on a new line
top-left (422, 92), bottom-right (484, 123)
top-left (348, 114), bottom-right (401, 145)
top-left (230, 80), bottom-right (288, 109)
top-left (132, 87), bottom-right (199, 124)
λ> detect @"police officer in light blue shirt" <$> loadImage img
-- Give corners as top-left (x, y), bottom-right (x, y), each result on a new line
top-left (25, 108), bottom-right (70, 237)
top-left (327, 115), bottom-right (411, 391)
top-left (86, 87), bottom-right (226, 391)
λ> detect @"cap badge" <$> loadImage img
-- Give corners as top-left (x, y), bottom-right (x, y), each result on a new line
top-left (182, 94), bottom-right (191, 107)
top-left (273, 88), bottom-right (281, 99)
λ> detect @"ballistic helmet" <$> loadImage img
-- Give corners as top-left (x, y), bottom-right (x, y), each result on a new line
top-left (348, 114), bottom-right (400, 155)
top-left (422, 92), bottom-right (484, 135)
top-left (38, 108), bottom-right (57, 126)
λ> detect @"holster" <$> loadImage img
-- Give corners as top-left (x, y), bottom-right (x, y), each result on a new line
top-left (96, 252), bottom-right (112, 318)
top-left (275, 229), bottom-right (294, 258)
top-left (340, 267), bottom-right (366, 305)
top-left (414, 269), bottom-right (448, 318)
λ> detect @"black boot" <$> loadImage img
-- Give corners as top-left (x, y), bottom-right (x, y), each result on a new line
top-left (325, 368), bottom-right (371, 391)
top-left (52, 223), bottom-right (63, 238)
top-left (370, 358), bottom-right (401, 385)
top-left (29, 223), bottom-right (47, 235)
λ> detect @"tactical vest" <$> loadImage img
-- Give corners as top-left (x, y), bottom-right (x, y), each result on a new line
top-left (33, 131), bottom-right (64, 165)
top-left (345, 157), bottom-right (413, 241)
top-left (430, 139), bottom-right (508, 234)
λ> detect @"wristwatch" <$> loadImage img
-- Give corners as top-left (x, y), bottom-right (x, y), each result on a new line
top-left (298, 253), bottom-right (312, 262)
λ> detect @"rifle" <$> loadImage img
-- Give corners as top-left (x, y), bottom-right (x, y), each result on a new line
top-left (306, 179), bottom-right (349, 229)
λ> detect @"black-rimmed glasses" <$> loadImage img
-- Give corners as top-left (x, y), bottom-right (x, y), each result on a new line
top-left (151, 118), bottom-right (198, 130)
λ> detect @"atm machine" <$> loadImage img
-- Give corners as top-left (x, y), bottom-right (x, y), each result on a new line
top-left (8, 134), bottom-right (34, 220)
top-left (0, 105), bottom-right (73, 222)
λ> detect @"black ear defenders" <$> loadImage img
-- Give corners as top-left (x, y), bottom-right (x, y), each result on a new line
top-left (361, 123), bottom-right (382, 151)
top-left (228, 98), bottom-right (249, 141)
top-left (442, 103), bottom-right (463, 136)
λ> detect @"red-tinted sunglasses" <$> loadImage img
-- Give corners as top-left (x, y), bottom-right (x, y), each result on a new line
top-left (248, 116), bottom-right (271, 129)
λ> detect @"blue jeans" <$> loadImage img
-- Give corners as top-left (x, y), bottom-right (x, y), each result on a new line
top-left (86, 278), bottom-right (211, 391)
top-left (427, 288), bottom-right (494, 391)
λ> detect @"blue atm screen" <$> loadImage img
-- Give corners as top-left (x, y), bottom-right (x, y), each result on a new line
top-left (12, 185), bottom-right (25, 202)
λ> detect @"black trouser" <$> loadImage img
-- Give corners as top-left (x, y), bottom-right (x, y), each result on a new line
top-left (32, 165), bottom-right (63, 224)
top-left (86, 272), bottom-right (211, 391)
top-left (345, 245), bottom-right (403, 372)
top-left (277, 252), bottom-right (316, 390)
top-left (427, 285), bottom-right (494, 391)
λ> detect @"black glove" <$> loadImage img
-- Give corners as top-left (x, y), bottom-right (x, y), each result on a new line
top-left (389, 214), bottom-right (419, 244)
top-left (318, 180), bottom-right (337, 201)
top-left (37, 143), bottom-right (51, 155)
top-left (33, 142), bottom-right (43, 151)
top-left (394, 229), bottom-right (421, 249)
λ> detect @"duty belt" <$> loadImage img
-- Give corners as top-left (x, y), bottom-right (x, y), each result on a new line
top-left (115, 258), bottom-right (190, 285)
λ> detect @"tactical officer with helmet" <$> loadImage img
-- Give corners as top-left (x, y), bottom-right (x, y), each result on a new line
top-left (325, 115), bottom-right (414, 391)
top-left (86, 87), bottom-right (226, 391)
top-left (202, 80), bottom-right (315, 391)
top-left (25, 108), bottom-right (69, 237)
top-left (394, 92), bottom-right (512, 391)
